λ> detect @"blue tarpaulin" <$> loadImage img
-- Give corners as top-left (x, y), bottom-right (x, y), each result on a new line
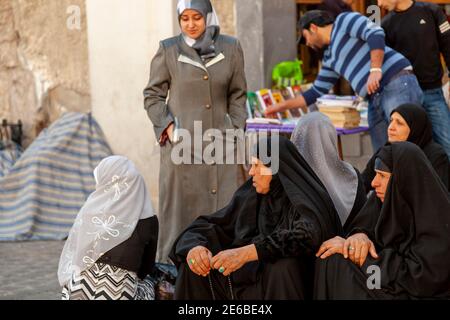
top-left (0, 112), bottom-right (112, 241)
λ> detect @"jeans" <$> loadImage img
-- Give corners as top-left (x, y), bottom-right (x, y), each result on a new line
top-left (368, 74), bottom-right (424, 151)
top-left (422, 88), bottom-right (450, 160)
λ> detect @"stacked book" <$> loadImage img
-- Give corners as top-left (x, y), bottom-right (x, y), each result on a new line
top-left (316, 95), bottom-right (361, 129)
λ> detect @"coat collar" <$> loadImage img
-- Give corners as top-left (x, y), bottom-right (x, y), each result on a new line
top-left (176, 34), bottom-right (225, 72)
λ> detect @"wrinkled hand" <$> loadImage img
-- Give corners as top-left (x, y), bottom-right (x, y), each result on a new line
top-left (343, 233), bottom-right (379, 267)
top-left (186, 246), bottom-right (212, 277)
top-left (211, 245), bottom-right (256, 277)
top-left (316, 236), bottom-right (346, 259)
top-left (367, 71), bottom-right (382, 95)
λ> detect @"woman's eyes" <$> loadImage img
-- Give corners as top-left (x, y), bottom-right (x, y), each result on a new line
top-left (390, 119), bottom-right (406, 127)
top-left (181, 15), bottom-right (203, 21)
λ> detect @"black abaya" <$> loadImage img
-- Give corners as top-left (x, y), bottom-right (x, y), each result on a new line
top-left (343, 169), bottom-right (368, 234)
top-left (316, 142), bottom-right (450, 300)
top-left (170, 136), bottom-right (342, 300)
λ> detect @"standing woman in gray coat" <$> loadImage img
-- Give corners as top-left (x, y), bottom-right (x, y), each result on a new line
top-left (144, 0), bottom-right (248, 262)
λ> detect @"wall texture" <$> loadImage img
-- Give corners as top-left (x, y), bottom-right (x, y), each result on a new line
top-left (86, 0), bottom-right (176, 208)
top-left (0, 0), bottom-right (90, 146)
top-left (211, 0), bottom-right (236, 36)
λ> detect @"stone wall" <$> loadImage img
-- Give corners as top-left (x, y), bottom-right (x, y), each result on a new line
top-left (0, 0), bottom-right (90, 147)
top-left (211, 0), bottom-right (236, 36)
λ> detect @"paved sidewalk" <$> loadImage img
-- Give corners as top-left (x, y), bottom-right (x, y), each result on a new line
top-left (0, 241), bottom-right (65, 300)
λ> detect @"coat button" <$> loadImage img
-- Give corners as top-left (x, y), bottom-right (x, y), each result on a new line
top-left (211, 189), bottom-right (217, 195)
top-left (205, 104), bottom-right (211, 109)
top-left (203, 75), bottom-right (209, 80)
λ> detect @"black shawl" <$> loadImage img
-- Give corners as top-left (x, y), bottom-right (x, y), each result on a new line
top-left (169, 136), bottom-right (343, 265)
top-left (350, 142), bottom-right (450, 298)
top-left (362, 104), bottom-right (449, 192)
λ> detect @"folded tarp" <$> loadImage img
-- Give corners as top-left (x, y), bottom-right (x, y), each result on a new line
top-left (0, 112), bottom-right (112, 241)
top-left (0, 142), bottom-right (23, 178)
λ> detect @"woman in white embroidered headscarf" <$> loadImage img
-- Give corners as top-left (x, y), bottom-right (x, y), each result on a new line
top-left (291, 112), bottom-right (367, 232)
top-left (58, 156), bottom-right (158, 300)
top-left (144, 0), bottom-right (248, 262)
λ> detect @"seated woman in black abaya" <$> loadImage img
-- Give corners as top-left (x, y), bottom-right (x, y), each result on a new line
top-left (315, 142), bottom-right (450, 300)
top-left (170, 136), bottom-right (342, 300)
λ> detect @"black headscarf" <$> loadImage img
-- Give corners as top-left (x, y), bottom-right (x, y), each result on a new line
top-left (374, 144), bottom-right (393, 173)
top-left (169, 136), bottom-right (343, 264)
top-left (390, 104), bottom-right (433, 149)
top-left (362, 104), bottom-right (449, 192)
top-left (349, 142), bottom-right (450, 298)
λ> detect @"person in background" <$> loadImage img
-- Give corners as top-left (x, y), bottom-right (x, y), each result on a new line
top-left (380, 0), bottom-right (450, 159)
top-left (144, 0), bottom-right (248, 262)
top-left (320, 0), bottom-right (353, 19)
top-left (362, 103), bottom-right (449, 192)
top-left (58, 156), bottom-right (159, 300)
top-left (319, 0), bottom-right (355, 96)
top-left (265, 10), bottom-right (423, 152)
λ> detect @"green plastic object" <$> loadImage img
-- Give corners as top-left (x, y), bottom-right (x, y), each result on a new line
top-left (272, 60), bottom-right (304, 89)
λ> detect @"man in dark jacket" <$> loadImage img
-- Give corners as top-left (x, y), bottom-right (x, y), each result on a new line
top-left (380, 0), bottom-right (450, 159)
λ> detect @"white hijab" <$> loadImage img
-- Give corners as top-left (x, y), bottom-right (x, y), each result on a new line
top-left (57, 156), bottom-right (155, 286)
top-left (291, 112), bottom-right (359, 225)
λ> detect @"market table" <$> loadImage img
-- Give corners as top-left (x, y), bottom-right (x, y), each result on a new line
top-left (246, 122), bottom-right (370, 160)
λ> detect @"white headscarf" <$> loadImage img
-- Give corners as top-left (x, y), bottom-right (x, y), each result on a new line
top-left (57, 156), bottom-right (155, 286)
top-left (177, 0), bottom-right (220, 59)
top-left (291, 112), bottom-right (359, 225)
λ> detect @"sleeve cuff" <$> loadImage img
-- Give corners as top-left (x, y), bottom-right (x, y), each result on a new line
top-left (302, 88), bottom-right (321, 106)
top-left (254, 241), bottom-right (275, 263)
top-left (347, 228), bottom-right (375, 241)
top-left (154, 117), bottom-right (174, 141)
top-left (367, 34), bottom-right (385, 51)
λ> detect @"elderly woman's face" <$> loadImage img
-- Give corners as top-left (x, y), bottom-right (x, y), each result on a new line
top-left (388, 112), bottom-right (411, 143)
top-left (371, 170), bottom-right (392, 202)
top-left (249, 157), bottom-right (272, 194)
top-left (180, 9), bottom-right (206, 40)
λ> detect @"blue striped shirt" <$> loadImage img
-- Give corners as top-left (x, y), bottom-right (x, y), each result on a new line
top-left (303, 12), bottom-right (411, 105)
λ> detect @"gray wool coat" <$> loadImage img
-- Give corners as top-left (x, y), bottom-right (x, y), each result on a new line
top-left (144, 34), bottom-right (248, 262)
